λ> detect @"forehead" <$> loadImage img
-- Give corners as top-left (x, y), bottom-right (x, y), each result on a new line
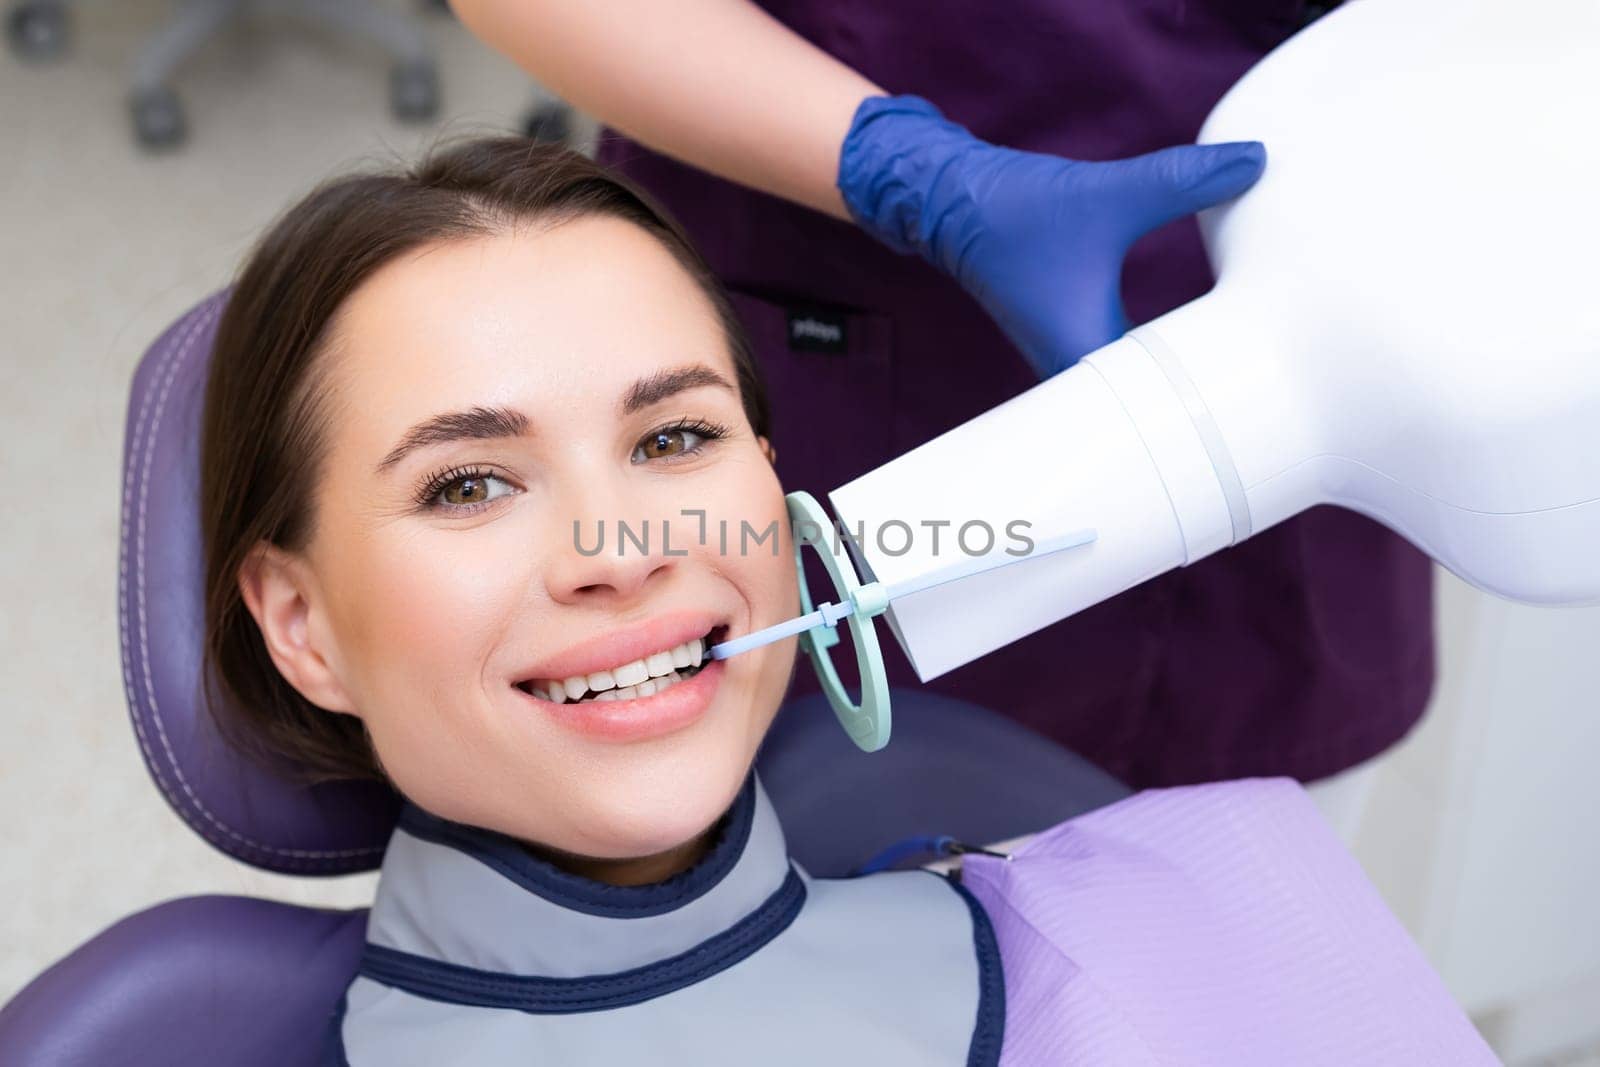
top-left (320, 216), bottom-right (733, 437)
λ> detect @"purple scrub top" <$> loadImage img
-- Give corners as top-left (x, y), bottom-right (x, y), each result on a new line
top-left (598, 0), bottom-right (1434, 788)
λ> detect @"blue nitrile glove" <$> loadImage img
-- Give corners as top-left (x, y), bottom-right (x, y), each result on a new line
top-left (837, 94), bottom-right (1267, 378)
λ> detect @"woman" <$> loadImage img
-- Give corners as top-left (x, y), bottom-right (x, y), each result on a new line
top-left (199, 138), bottom-right (1487, 1064)
top-left (448, 0), bottom-right (1434, 824)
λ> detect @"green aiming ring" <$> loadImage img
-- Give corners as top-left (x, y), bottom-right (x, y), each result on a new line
top-left (785, 491), bottom-right (892, 753)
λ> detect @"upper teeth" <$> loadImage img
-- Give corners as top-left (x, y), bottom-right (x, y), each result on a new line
top-left (536, 635), bottom-right (707, 704)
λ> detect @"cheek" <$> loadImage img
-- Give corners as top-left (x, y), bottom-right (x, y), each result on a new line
top-left (325, 519), bottom-right (534, 701)
top-left (699, 468), bottom-right (799, 707)
top-left (695, 464), bottom-right (795, 622)
top-left (324, 521), bottom-right (546, 805)
top-left (734, 525), bottom-right (798, 627)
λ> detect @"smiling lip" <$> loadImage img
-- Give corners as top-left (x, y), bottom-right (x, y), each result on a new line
top-left (516, 656), bottom-right (726, 743)
top-left (517, 610), bottom-right (727, 684)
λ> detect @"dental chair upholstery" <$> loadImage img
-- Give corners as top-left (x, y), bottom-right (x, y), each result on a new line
top-left (0, 293), bottom-right (1128, 1065)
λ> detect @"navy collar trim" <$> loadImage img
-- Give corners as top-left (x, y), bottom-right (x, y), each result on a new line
top-left (946, 874), bottom-right (1006, 1067)
top-left (357, 866), bottom-right (806, 1015)
top-left (397, 770), bottom-right (758, 919)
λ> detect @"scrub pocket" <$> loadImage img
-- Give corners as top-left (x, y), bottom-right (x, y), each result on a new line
top-left (724, 289), bottom-right (896, 495)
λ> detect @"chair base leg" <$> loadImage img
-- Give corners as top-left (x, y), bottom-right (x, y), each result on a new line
top-left (130, 0), bottom-right (245, 95)
top-left (122, 0), bottom-right (442, 145)
top-left (294, 0), bottom-right (439, 121)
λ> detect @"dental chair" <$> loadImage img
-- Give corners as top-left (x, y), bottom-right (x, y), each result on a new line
top-left (0, 292), bottom-right (1127, 1065)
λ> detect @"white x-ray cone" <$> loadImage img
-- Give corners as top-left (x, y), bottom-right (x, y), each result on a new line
top-left (831, 0), bottom-right (1600, 681)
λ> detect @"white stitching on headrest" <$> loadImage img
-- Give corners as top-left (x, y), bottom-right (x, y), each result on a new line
top-left (120, 298), bottom-right (384, 866)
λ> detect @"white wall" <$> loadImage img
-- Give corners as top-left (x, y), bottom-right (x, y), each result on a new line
top-left (1352, 573), bottom-right (1600, 1062)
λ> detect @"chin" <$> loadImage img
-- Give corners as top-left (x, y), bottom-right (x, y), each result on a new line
top-left (562, 758), bottom-right (750, 862)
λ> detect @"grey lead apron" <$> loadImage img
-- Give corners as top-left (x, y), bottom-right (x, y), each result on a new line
top-left (325, 771), bottom-right (1004, 1065)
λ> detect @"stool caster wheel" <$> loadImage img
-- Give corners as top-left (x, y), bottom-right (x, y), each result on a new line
top-left (521, 101), bottom-right (573, 145)
top-left (7, 1), bottom-right (68, 61)
top-left (390, 60), bottom-right (439, 121)
top-left (131, 87), bottom-right (186, 150)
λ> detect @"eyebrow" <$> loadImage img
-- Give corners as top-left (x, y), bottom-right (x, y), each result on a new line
top-left (620, 365), bottom-right (736, 416)
top-left (375, 364), bottom-right (737, 474)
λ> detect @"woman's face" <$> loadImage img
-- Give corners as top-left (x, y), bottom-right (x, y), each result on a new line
top-left (247, 215), bottom-right (798, 865)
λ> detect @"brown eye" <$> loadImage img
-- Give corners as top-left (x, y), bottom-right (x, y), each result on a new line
top-left (443, 477), bottom-right (491, 505)
top-left (431, 472), bottom-right (514, 510)
top-left (639, 429), bottom-right (690, 460)
top-left (630, 422), bottom-right (724, 464)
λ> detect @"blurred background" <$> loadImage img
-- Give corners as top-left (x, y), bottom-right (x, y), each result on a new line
top-left (1, 2), bottom-right (1597, 1062)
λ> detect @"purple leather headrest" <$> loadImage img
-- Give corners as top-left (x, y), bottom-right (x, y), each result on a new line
top-left (118, 292), bottom-right (400, 874)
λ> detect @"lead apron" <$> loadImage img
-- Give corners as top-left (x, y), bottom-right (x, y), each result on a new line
top-left (326, 771), bottom-right (1004, 1065)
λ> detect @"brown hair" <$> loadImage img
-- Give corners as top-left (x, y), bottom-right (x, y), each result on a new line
top-left (200, 137), bottom-right (770, 786)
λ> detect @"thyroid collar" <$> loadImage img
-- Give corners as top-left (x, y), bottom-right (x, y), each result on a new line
top-left (326, 769), bottom-right (1004, 1065)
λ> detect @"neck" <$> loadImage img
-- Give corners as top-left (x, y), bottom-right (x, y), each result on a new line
top-left (521, 824), bottom-right (720, 887)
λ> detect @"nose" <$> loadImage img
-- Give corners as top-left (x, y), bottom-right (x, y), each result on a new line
top-left (543, 498), bottom-right (680, 607)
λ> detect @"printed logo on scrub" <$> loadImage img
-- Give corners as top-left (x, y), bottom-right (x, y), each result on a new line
top-left (786, 308), bottom-right (848, 354)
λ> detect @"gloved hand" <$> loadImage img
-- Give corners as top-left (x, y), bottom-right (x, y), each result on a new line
top-left (837, 94), bottom-right (1266, 377)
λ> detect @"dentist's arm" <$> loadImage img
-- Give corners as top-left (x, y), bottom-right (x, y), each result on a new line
top-left (447, 0), bottom-right (877, 219)
top-left (449, 0), bottom-right (1269, 375)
